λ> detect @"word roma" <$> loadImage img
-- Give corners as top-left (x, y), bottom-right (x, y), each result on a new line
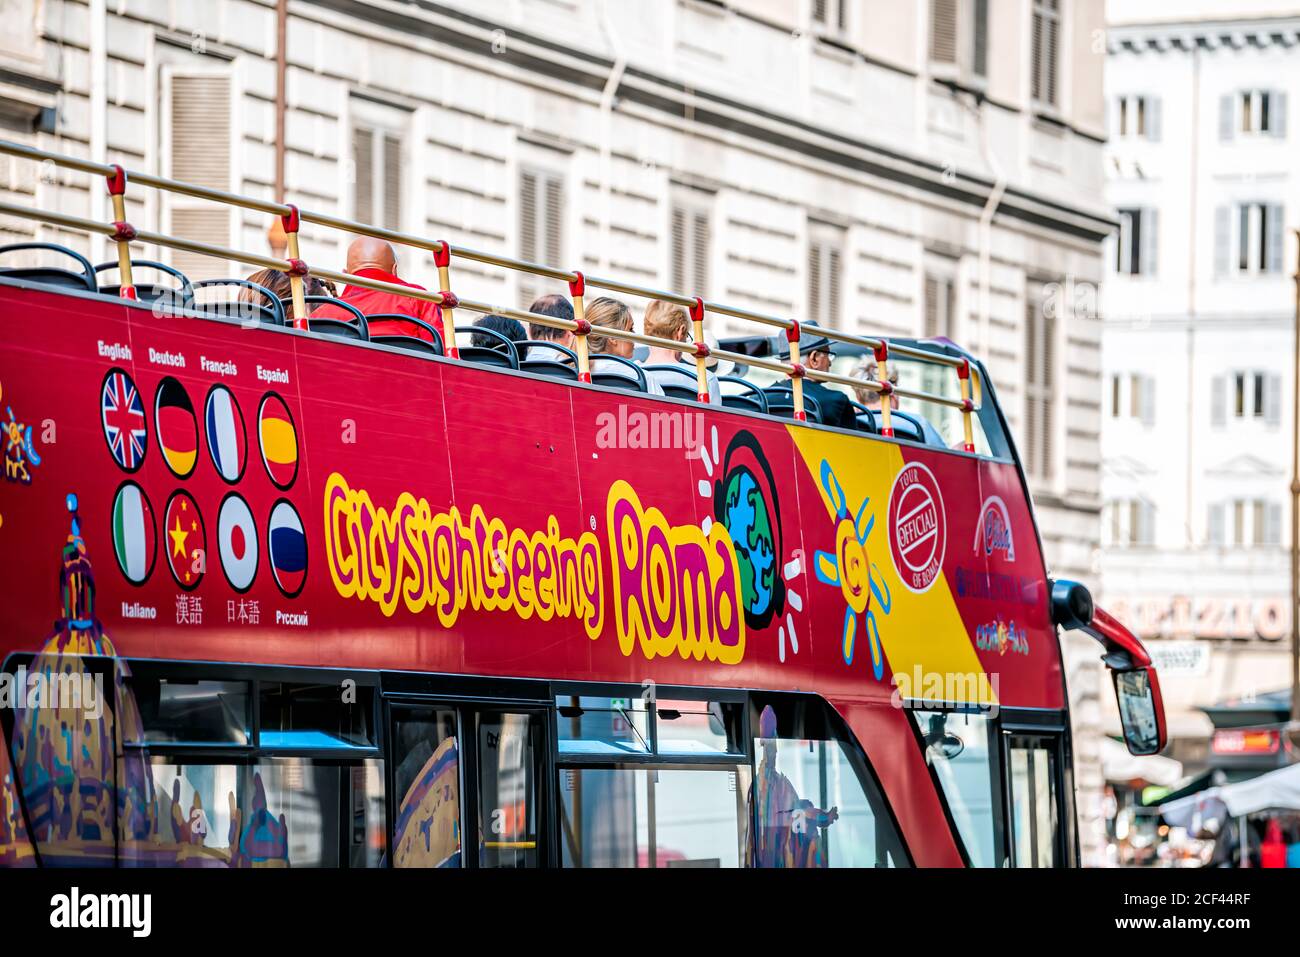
top-left (323, 472), bottom-right (747, 664)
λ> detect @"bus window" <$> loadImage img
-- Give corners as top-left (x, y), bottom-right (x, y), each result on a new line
top-left (654, 699), bottom-right (744, 755)
top-left (555, 694), bottom-right (651, 755)
top-left (129, 673), bottom-right (251, 746)
top-left (260, 682), bottom-right (375, 750)
top-left (390, 707), bottom-right (461, 868)
top-left (134, 757), bottom-right (385, 867)
top-left (477, 712), bottom-right (541, 868)
top-left (749, 697), bottom-right (907, 868)
top-left (1007, 736), bottom-right (1061, 868)
top-left (910, 710), bottom-right (1001, 867)
top-left (558, 765), bottom-right (751, 868)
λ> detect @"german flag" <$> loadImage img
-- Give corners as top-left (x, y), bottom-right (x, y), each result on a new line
top-left (154, 376), bottom-right (197, 478)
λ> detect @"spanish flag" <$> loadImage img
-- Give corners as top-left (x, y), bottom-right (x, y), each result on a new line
top-left (258, 393), bottom-right (298, 490)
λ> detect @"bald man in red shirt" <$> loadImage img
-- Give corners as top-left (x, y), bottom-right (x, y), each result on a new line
top-left (311, 236), bottom-right (444, 341)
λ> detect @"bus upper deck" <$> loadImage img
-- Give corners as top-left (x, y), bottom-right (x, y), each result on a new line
top-left (0, 141), bottom-right (1164, 868)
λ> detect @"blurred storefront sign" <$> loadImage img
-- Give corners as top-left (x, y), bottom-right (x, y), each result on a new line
top-left (1146, 641), bottom-right (1211, 677)
top-left (1107, 596), bottom-right (1287, 642)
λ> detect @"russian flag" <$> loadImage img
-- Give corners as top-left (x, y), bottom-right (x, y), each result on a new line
top-left (268, 501), bottom-right (307, 598)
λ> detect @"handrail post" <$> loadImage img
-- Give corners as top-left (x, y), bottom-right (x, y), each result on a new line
top-left (435, 242), bottom-right (459, 359)
top-left (875, 341), bottom-right (894, 437)
top-left (105, 165), bottom-right (136, 300)
top-left (787, 320), bottom-right (806, 421)
top-left (280, 204), bottom-right (308, 329)
top-left (570, 271), bottom-right (591, 382)
top-left (958, 358), bottom-right (976, 452)
top-left (690, 297), bottom-right (708, 402)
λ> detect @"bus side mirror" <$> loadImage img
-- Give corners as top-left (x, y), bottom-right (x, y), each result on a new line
top-left (1048, 579), bottom-right (1168, 756)
top-left (1112, 666), bottom-right (1165, 757)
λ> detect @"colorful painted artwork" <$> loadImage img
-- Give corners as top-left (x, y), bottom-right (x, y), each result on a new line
top-left (2, 381), bottom-right (42, 486)
top-left (392, 737), bottom-right (462, 868)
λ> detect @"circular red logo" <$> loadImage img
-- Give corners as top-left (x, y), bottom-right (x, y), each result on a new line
top-left (888, 462), bottom-right (946, 593)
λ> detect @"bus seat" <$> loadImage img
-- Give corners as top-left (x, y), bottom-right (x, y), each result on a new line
top-left (308, 317), bottom-right (367, 341)
top-left (453, 326), bottom-right (521, 370)
top-left (642, 364), bottom-right (703, 401)
top-left (767, 392), bottom-right (822, 424)
top-left (719, 376), bottom-right (768, 414)
top-left (589, 354), bottom-right (648, 393)
top-left (366, 313), bottom-right (444, 354)
top-left (94, 259), bottom-right (192, 307)
top-left (191, 278), bottom-right (286, 326)
top-left (0, 242), bottom-right (97, 293)
top-left (518, 340), bottom-right (578, 380)
top-left (281, 295), bottom-right (369, 339)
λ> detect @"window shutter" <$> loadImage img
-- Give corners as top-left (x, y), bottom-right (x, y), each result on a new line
top-left (1275, 91), bottom-right (1287, 138)
top-left (1219, 94), bottom-right (1234, 141)
top-left (1208, 504), bottom-right (1224, 546)
top-left (352, 128), bottom-right (375, 226)
top-left (169, 72), bottom-right (232, 280)
top-left (1214, 205), bottom-right (1230, 276)
top-left (1266, 503), bottom-right (1283, 546)
top-left (382, 133), bottom-right (402, 231)
top-left (1043, 6), bottom-right (1059, 106)
top-left (827, 246), bottom-right (841, 328)
top-left (812, 0), bottom-right (828, 26)
top-left (1140, 375), bottom-right (1156, 427)
top-left (924, 276), bottom-right (940, 338)
top-left (544, 174), bottom-right (564, 267)
top-left (691, 210), bottom-right (711, 298)
top-left (1042, 307), bottom-right (1055, 478)
top-left (1140, 501), bottom-right (1156, 547)
top-left (1266, 204), bottom-right (1284, 274)
top-left (1265, 372), bottom-right (1282, 426)
top-left (1211, 375), bottom-right (1226, 426)
top-left (518, 169), bottom-right (539, 306)
top-left (1030, 6), bottom-right (1044, 102)
top-left (809, 241), bottom-right (823, 325)
top-left (930, 0), bottom-right (958, 63)
top-left (1024, 300), bottom-right (1039, 476)
top-left (670, 205), bottom-right (686, 294)
top-left (1141, 208), bottom-right (1158, 277)
top-left (973, 0), bottom-right (989, 77)
top-left (1147, 97), bottom-right (1162, 142)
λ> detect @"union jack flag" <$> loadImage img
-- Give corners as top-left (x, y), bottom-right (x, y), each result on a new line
top-left (102, 371), bottom-right (147, 470)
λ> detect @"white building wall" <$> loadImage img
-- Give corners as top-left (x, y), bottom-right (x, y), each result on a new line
top-left (1101, 14), bottom-right (1298, 771)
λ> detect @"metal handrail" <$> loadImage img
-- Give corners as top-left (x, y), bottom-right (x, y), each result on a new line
top-left (0, 138), bottom-right (984, 441)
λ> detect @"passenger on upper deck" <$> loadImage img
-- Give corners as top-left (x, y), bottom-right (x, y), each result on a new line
top-left (241, 268), bottom-right (337, 323)
top-left (525, 294), bottom-right (576, 360)
top-left (585, 297), bottom-right (664, 396)
top-left (309, 236), bottom-right (444, 341)
top-left (640, 300), bottom-right (721, 404)
top-left (771, 324), bottom-right (856, 430)
top-left (471, 313), bottom-right (526, 350)
top-left (851, 357), bottom-right (898, 412)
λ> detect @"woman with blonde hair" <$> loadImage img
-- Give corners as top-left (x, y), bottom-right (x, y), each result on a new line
top-left (585, 296), bottom-right (664, 395)
top-left (640, 299), bottom-right (721, 404)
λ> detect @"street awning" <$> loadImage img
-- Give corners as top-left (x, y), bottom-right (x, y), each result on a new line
top-left (1101, 737), bottom-right (1183, 787)
top-left (1160, 762), bottom-right (1300, 828)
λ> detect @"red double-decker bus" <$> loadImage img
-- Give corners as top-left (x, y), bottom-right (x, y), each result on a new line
top-left (0, 140), bottom-right (1164, 868)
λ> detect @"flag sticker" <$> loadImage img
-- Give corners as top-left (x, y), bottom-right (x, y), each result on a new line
top-left (205, 384), bottom-right (247, 483)
top-left (267, 499), bottom-right (307, 598)
top-left (101, 369), bottom-right (148, 472)
top-left (164, 490), bottom-right (206, 591)
top-left (155, 376), bottom-right (198, 479)
top-left (111, 481), bottom-right (156, 585)
top-left (217, 493), bottom-right (258, 592)
top-left (258, 393), bottom-right (299, 490)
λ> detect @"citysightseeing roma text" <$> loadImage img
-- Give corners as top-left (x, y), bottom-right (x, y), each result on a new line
top-left (323, 472), bottom-right (747, 663)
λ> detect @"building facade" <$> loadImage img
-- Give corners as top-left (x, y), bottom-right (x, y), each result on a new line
top-left (1101, 8), bottom-right (1298, 776)
top-left (0, 0), bottom-right (1113, 862)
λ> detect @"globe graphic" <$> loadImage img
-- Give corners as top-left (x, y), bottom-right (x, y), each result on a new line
top-left (721, 468), bottom-right (775, 622)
